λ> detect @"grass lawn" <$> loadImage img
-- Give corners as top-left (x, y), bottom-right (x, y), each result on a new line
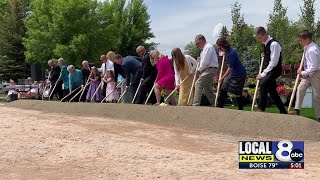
top-left (225, 105), bottom-right (316, 120)
top-left (0, 97), bottom-right (7, 103)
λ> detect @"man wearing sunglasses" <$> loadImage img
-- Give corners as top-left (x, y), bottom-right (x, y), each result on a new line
top-left (134, 46), bottom-right (157, 104)
top-left (192, 34), bottom-right (219, 106)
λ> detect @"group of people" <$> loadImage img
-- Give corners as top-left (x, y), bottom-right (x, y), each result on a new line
top-left (47, 54), bottom-right (119, 103)
top-left (46, 26), bottom-right (320, 122)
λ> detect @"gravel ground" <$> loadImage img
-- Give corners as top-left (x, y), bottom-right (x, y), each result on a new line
top-left (0, 100), bottom-right (319, 179)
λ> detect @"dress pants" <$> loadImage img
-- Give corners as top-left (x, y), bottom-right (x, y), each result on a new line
top-left (193, 67), bottom-right (217, 106)
top-left (134, 76), bottom-right (156, 104)
top-left (259, 73), bottom-right (287, 114)
top-left (295, 70), bottom-right (320, 118)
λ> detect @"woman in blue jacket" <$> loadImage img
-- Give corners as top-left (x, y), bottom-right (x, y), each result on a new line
top-left (216, 38), bottom-right (247, 110)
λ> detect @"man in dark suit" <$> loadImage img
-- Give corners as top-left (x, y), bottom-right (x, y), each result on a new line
top-left (80, 60), bottom-right (91, 101)
top-left (114, 54), bottom-right (142, 103)
top-left (134, 46), bottom-right (157, 104)
top-left (48, 59), bottom-right (62, 100)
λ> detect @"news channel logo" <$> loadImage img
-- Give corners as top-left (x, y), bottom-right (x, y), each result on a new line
top-left (238, 141), bottom-right (304, 169)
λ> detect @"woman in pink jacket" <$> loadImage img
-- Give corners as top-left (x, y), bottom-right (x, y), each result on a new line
top-left (150, 50), bottom-right (176, 105)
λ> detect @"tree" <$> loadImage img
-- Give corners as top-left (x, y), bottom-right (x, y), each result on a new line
top-left (219, 26), bottom-right (229, 39)
top-left (0, 0), bottom-right (30, 81)
top-left (267, 0), bottom-right (290, 44)
top-left (23, 0), bottom-right (155, 67)
top-left (242, 53), bottom-right (259, 78)
top-left (315, 19), bottom-right (320, 43)
top-left (267, 0), bottom-right (301, 64)
top-left (184, 42), bottom-right (201, 59)
top-left (299, 0), bottom-right (316, 32)
top-left (229, 2), bottom-right (256, 59)
top-left (24, 0), bottom-right (108, 66)
top-left (111, 0), bottom-right (155, 56)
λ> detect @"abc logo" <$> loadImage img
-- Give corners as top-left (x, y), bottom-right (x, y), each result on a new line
top-left (275, 141), bottom-right (304, 162)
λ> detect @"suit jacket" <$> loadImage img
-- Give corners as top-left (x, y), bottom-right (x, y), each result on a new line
top-left (141, 52), bottom-right (157, 80)
top-left (49, 65), bottom-right (61, 84)
top-left (81, 68), bottom-right (91, 85)
top-left (121, 56), bottom-right (142, 86)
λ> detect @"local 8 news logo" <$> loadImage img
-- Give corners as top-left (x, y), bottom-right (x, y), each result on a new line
top-left (238, 141), bottom-right (304, 169)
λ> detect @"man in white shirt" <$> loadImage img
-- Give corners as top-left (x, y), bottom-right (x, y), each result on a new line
top-left (291, 30), bottom-right (320, 122)
top-left (98, 55), bottom-right (114, 76)
top-left (98, 54), bottom-right (114, 97)
top-left (255, 27), bottom-right (287, 114)
top-left (192, 34), bottom-right (219, 106)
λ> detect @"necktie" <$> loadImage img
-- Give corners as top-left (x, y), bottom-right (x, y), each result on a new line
top-left (104, 63), bottom-right (107, 74)
top-left (303, 48), bottom-right (307, 70)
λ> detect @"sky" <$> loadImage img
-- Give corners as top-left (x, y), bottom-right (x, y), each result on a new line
top-left (143, 0), bottom-right (320, 57)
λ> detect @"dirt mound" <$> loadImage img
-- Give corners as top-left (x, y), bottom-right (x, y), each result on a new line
top-left (6, 100), bottom-right (320, 141)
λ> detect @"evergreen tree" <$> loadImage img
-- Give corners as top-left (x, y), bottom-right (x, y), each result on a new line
top-left (0, 0), bottom-right (29, 81)
top-left (315, 19), bottom-right (320, 43)
top-left (242, 52), bottom-right (259, 78)
top-left (219, 26), bottom-right (229, 39)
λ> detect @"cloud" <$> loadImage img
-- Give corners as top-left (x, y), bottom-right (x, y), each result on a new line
top-left (145, 0), bottom-right (320, 57)
top-left (212, 23), bottom-right (224, 42)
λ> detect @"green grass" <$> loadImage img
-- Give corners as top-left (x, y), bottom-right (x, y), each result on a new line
top-left (225, 105), bottom-right (316, 120)
top-left (0, 97), bottom-right (7, 103)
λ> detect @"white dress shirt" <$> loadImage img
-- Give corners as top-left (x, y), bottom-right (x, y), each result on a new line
top-left (98, 59), bottom-right (114, 75)
top-left (174, 55), bottom-right (197, 85)
top-left (301, 42), bottom-right (320, 77)
top-left (198, 42), bottom-right (219, 72)
top-left (261, 36), bottom-right (282, 77)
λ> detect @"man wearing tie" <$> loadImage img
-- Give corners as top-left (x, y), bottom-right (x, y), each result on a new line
top-left (291, 30), bottom-right (320, 122)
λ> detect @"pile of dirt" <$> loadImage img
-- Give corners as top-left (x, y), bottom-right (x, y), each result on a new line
top-left (1, 107), bottom-right (319, 179)
top-left (6, 100), bottom-right (320, 141)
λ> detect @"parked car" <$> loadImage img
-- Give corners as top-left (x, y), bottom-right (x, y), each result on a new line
top-left (0, 83), bottom-right (9, 94)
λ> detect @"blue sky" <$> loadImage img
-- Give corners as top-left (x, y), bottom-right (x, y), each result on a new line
top-left (143, 0), bottom-right (320, 56)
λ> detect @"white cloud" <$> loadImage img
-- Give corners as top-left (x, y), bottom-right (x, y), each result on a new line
top-left (212, 23), bottom-right (224, 42)
top-left (146, 0), bottom-right (320, 57)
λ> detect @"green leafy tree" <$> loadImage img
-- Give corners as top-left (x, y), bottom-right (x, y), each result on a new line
top-left (267, 0), bottom-right (301, 64)
top-left (316, 20), bottom-right (320, 43)
top-left (229, 2), bottom-right (256, 59)
top-left (24, 0), bottom-right (155, 67)
top-left (111, 0), bottom-right (155, 56)
top-left (184, 42), bottom-right (201, 59)
top-left (299, 0), bottom-right (316, 32)
top-left (24, 0), bottom-right (107, 66)
top-left (267, 0), bottom-right (290, 45)
top-left (0, 0), bottom-right (30, 81)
